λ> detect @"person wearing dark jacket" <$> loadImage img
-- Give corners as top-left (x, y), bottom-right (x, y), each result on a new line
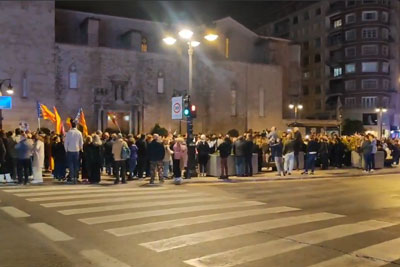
top-left (196, 135), bottom-right (210, 177)
top-left (103, 133), bottom-right (114, 175)
top-left (270, 138), bottom-right (284, 176)
top-left (293, 127), bottom-right (303, 170)
top-left (15, 133), bottom-right (33, 185)
top-left (319, 137), bottom-right (329, 170)
top-left (135, 134), bottom-right (147, 178)
top-left (217, 136), bottom-right (232, 179)
top-left (233, 136), bottom-right (246, 176)
top-left (361, 135), bottom-right (373, 173)
top-left (52, 135), bottom-right (66, 180)
top-left (85, 135), bottom-right (103, 184)
top-left (302, 136), bottom-right (320, 175)
top-left (5, 131), bottom-right (17, 181)
top-left (244, 134), bottom-right (254, 176)
top-left (147, 134), bottom-right (165, 184)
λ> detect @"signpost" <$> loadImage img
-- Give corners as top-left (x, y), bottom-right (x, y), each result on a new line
top-left (172, 96), bottom-right (183, 120)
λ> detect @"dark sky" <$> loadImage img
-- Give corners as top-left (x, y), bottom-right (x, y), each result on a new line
top-left (55, 1), bottom-right (316, 30)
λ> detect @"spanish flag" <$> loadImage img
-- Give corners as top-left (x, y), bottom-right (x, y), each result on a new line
top-left (75, 108), bottom-right (88, 136)
top-left (37, 102), bottom-right (56, 123)
top-left (53, 107), bottom-right (64, 135)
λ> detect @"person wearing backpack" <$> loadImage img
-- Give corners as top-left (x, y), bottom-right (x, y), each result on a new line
top-left (112, 133), bottom-right (129, 184)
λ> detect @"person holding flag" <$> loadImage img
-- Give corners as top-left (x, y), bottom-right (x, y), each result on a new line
top-left (37, 101), bottom-right (56, 127)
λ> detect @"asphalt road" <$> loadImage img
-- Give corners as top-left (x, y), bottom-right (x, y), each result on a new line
top-left (2, 174), bottom-right (400, 267)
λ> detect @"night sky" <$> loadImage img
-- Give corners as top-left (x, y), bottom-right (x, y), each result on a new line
top-left (55, 1), bottom-right (316, 30)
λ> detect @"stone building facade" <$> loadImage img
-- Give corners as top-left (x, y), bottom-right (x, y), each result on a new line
top-left (0, 2), bottom-right (300, 135)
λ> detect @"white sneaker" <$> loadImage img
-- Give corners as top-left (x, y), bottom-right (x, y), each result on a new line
top-left (370, 169), bottom-right (375, 172)
top-left (173, 177), bottom-right (182, 185)
top-left (363, 170), bottom-right (368, 173)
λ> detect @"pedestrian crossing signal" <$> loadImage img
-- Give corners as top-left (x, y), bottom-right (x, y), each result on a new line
top-left (183, 108), bottom-right (190, 117)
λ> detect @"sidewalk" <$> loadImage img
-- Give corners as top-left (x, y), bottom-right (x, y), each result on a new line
top-left (1, 165), bottom-right (398, 187)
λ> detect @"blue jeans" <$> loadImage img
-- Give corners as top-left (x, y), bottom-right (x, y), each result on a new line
top-left (364, 153), bottom-right (373, 171)
top-left (67, 152), bottom-right (80, 182)
top-left (305, 153), bottom-right (317, 173)
top-left (235, 156), bottom-right (245, 176)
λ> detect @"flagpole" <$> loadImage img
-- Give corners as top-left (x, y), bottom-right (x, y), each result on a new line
top-left (38, 117), bottom-right (41, 130)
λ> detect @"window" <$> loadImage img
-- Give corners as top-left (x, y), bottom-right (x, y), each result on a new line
top-left (303, 41), bottom-right (309, 50)
top-left (315, 100), bottom-right (321, 110)
top-left (345, 97), bottom-right (356, 108)
top-left (362, 62), bottom-right (378, 72)
top-left (21, 73), bottom-right (28, 98)
top-left (303, 71), bottom-right (311, 79)
top-left (362, 11), bottom-right (378, 21)
top-left (347, 0), bottom-right (356, 7)
top-left (382, 62), bottom-right (390, 73)
top-left (314, 54), bottom-right (321, 63)
top-left (345, 80), bottom-right (356, 91)
top-left (362, 28), bottom-right (378, 39)
top-left (231, 89), bottom-right (237, 116)
top-left (382, 97), bottom-right (389, 108)
top-left (382, 11), bottom-right (389, 23)
top-left (382, 45), bottom-right (389, 56)
top-left (345, 29), bottom-right (356, 41)
top-left (333, 19), bottom-right (342, 28)
top-left (141, 37), bottom-right (148, 52)
top-left (346, 13), bottom-right (356, 24)
top-left (259, 88), bottom-right (265, 117)
top-left (362, 96), bottom-right (377, 108)
top-left (345, 47), bottom-right (356, 57)
top-left (382, 28), bottom-right (389, 40)
top-left (225, 38), bottom-right (230, 59)
top-left (303, 85), bottom-right (309, 95)
top-left (315, 38), bottom-right (321, 48)
top-left (315, 8), bottom-right (321, 16)
top-left (334, 67), bottom-right (342, 77)
top-left (303, 56), bottom-right (309, 66)
top-left (346, 63), bottom-right (356, 73)
top-left (293, 16), bottom-right (298, 24)
top-left (157, 71), bottom-right (164, 94)
top-left (69, 64), bottom-right (78, 89)
top-left (362, 45), bottom-right (378, 55)
top-left (304, 11), bottom-right (309, 20)
top-left (362, 79), bottom-right (378, 89)
top-left (383, 79), bottom-right (390, 90)
top-left (315, 85), bottom-right (321, 94)
top-left (363, 0), bottom-right (378, 3)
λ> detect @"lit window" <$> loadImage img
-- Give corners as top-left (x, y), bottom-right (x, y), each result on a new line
top-left (362, 45), bottom-right (378, 55)
top-left (345, 97), bottom-right (356, 108)
top-left (362, 79), bottom-right (378, 89)
top-left (141, 37), bottom-right (148, 52)
top-left (346, 13), bottom-right (356, 24)
top-left (69, 64), bottom-right (78, 89)
top-left (345, 29), bottom-right (356, 41)
top-left (382, 28), bottom-right (389, 40)
top-left (303, 72), bottom-right (311, 79)
top-left (345, 80), bottom-right (356, 91)
top-left (345, 47), bottom-right (356, 57)
top-left (225, 38), bottom-right (229, 59)
top-left (382, 11), bottom-right (389, 23)
top-left (345, 63), bottom-right (356, 73)
top-left (362, 62), bottom-right (378, 72)
top-left (334, 67), bottom-right (342, 77)
top-left (382, 62), bottom-right (390, 73)
top-left (333, 19), bottom-right (342, 28)
top-left (362, 11), bottom-right (378, 21)
top-left (362, 28), bottom-right (378, 39)
top-left (361, 96), bottom-right (377, 109)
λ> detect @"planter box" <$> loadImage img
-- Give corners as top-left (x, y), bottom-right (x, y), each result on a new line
top-left (351, 151), bottom-right (384, 169)
top-left (206, 154), bottom-right (258, 177)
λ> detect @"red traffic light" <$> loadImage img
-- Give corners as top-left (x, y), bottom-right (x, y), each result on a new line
top-left (191, 105), bottom-right (196, 112)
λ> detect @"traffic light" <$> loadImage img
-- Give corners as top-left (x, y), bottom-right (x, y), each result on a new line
top-left (190, 104), bottom-right (197, 118)
top-left (183, 107), bottom-right (190, 117)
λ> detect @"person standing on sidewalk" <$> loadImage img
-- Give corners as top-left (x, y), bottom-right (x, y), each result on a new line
top-left (31, 133), bottom-right (45, 184)
top-left (112, 133), bottom-right (129, 184)
top-left (319, 136), bottom-right (329, 170)
top-left (244, 134), bottom-right (254, 177)
top-left (270, 138), bottom-right (284, 176)
top-left (293, 127), bottom-right (303, 170)
top-left (135, 134), bottom-right (147, 179)
top-left (64, 120), bottom-right (83, 184)
top-left (15, 133), bottom-right (33, 185)
top-left (147, 134), bottom-right (165, 184)
top-left (217, 136), bottom-right (232, 179)
top-left (361, 135), bottom-right (373, 173)
top-left (233, 136), bottom-right (246, 177)
top-left (302, 135), bottom-right (319, 175)
top-left (196, 135), bottom-right (210, 177)
top-left (371, 135), bottom-right (377, 171)
top-left (162, 139), bottom-right (173, 180)
top-left (283, 133), bottom-right (295, 175)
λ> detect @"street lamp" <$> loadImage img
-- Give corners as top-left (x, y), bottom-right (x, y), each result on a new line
top-left (163, 28), bottom-right (218, 179)
top-left (289, 103), bottom-right (303, 122)
top-left (0, 79), bottom-right (14, 129)
top-left (375, 107), bottom-right (387, 139)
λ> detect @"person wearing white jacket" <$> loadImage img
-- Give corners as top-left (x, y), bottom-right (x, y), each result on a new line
top-left (32, 133), bottom-right (45, 184)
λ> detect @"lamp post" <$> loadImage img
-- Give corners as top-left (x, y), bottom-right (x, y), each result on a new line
top-left (0, 79), bottom-right (14, 129)
top-left (289, 103), bottom-right (303, 123)
top-left (375, 107), bottom-right (387, 139)
top-left (163, 29), bottom-right (218, 179)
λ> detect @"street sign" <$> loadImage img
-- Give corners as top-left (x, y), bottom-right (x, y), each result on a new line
top-left (0, 96), bottom-right (12, 109)
top-left (172, 96), bottom-right (183, 120)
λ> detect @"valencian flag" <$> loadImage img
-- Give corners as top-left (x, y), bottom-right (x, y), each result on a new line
top-left (53, 107), bottom-right (64, 135)
top-left (37, 101), bottom-right (56, 122)
top-left (75, 108), bottom-right (88, 136)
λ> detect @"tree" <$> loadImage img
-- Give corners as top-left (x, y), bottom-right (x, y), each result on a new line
top-left (341, 119), bottom-right (365, 135)
top-left (151, 123), bottom-right (168, 137)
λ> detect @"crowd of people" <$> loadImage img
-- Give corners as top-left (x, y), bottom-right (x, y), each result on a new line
top-left (0, 121), bottom-right (399, 186)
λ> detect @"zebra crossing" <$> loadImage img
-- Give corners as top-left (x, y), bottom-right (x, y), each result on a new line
top-left (2, 185), bottom-right (400, 266)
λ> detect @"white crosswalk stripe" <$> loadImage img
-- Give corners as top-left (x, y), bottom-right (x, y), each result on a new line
top-left (0, 206), bottom-right (30, 218)
top-left (353, 237), bottom-right (400, 262)
top-left (80, 249), bottom-right (131, 267)
top-left (79, 201), bottom-right (265, 225)
top-left (59, 196), bottom-right (235, 215)
top-left (308, 254), bottom-right (387, 267)
top-left (29, 222), bottom-right (74, 241)
top-left (140, 212), bottom-right (344, 252)
top-left (184, 220), bottom-right (393, 267)
top-left (105, 206), bottom-right (300, 236)
top-left (40, 192), bottom-right (209, 208)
